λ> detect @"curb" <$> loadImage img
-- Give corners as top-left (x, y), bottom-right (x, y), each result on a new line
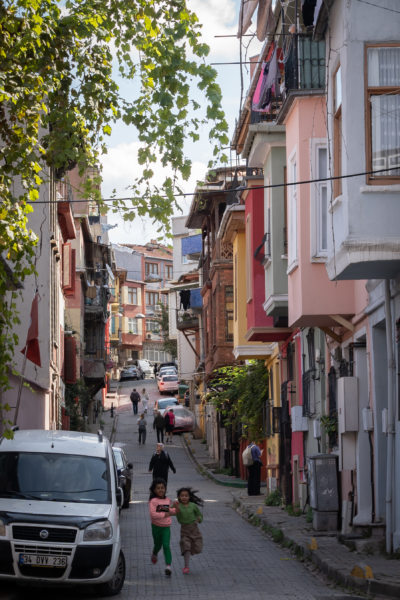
top-left (182, 437), bottom-right (247, 488)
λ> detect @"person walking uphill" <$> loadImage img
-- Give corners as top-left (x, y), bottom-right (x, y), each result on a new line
top-left (149, 443), bottom-right (176, 484)
top-left (130, 388), bottom-right (140, 415)
top-left (141, 387), bottom-right (149, 413)
top-left (149, 478), bottom-right (176, 576)
top-left (164, 408), bottom-right (175, 444)
top-left (246, 441), bottom-right (263, 496)
top-left (137, 413), bottom-right (147, 445)
top-left (173, 487), bottom-right (203, 575)
top-left (153, 410), bottom-right (165, 443)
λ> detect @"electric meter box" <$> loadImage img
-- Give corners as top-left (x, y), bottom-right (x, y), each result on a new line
top-left (307, 454), bottom-right (339, 531)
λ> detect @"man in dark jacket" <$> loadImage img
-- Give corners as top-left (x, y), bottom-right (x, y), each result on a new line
top-left (148, 443), bottom-right (176, 483)
top-left (130, 388), bottom-right (140, 414)
top-left (153, 410), bottom-right (165, 443)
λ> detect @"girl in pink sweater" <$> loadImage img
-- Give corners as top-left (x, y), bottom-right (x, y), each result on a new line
top-left (148, 477), bottom-right (176, 576)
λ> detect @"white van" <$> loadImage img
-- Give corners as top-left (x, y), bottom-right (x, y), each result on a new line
top-left (137, 359), bottom-right (153, 379)
top-left (0, 430), bottom-right (125, 595)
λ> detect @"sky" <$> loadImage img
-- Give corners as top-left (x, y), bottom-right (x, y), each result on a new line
top-left (103, 0), bottom-right (263, 245)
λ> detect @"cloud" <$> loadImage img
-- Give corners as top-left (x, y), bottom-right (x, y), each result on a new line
top-left (100, 142), bottom-right (208, 244)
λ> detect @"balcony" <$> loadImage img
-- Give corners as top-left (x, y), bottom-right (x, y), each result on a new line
top-left (176, 309), bottom-right (199, 332)
top-left (84, 286), bottom-right (109, 319)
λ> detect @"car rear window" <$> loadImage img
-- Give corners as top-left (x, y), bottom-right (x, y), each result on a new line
top-left (163, 375), bottom-right (178, 381)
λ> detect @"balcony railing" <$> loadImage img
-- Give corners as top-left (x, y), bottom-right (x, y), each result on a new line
top-left (176, 309), bottom-right (199, 331)
top-left (285, 34), bottom-right (325, 92)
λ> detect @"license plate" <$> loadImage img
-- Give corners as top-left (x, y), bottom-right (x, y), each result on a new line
top-left (19, 553), bottom-right (67, 568)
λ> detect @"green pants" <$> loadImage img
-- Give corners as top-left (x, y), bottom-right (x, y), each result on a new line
top-left (151, 524), bottom-right (172, 565)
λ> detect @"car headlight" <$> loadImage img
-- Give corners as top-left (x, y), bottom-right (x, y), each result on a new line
top-left (83, 520), bottom-right (113, 541)
top-left (0, 518), bottom-right (5, 536)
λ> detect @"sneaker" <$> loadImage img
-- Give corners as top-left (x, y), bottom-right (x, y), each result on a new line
top-left (151, 554), bottom-right (157, 564)
top-left (183, 567), bottom-right (190, 574)
top-left (165, 565), bottom-right (172, 576)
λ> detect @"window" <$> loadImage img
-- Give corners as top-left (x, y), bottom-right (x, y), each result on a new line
top-left (333, 65), bottom-right (342, 198)
top-left (111, 315), bottom-right (116, 335)
top-left (166, 265), bottom-right (173, 280)
top-left (146, 319), bottom-right (160, 333)
top-left (127, 288), bottom-right (138, 305)
top-left (311, 140), bottom-right (329, 260)
top-left (366, 45), bottom-right (400, 183)
top-left (146, 292), bottom-right (159, 307)
top-left (128, 318), bottom-right (138, 335)
top-left (225, 286), bottom-right (234, 342)
top-left (287, 154), bottom-right (298, 270)
top-left (145, 262), bottom-right (159, 276)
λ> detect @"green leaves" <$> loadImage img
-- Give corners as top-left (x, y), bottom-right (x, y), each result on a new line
top-left (208, 362), bottom-right (269, 442)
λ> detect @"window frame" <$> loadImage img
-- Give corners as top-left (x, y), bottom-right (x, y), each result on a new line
top-left (310, 138), bottom-right (329, 261)
top-left (127, 317), bottom-right (138, 335)
top-left (287, 149), bottom-right (298, 273)
top-left (145, 262), bottom-right (159, 276)
top-left (333, 64), bottom-right (342, 198)
top-left (365, 43), bottom-right (400, 185)
top-left (127, 287), bottom-right (138, 305)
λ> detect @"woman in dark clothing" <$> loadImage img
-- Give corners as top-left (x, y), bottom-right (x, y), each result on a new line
top-left (247, 442), bottom-right (263, 496)
top-left (153, 410), bottom-right (165, 443)
top-left (149, 443), bottom-right (176, 484)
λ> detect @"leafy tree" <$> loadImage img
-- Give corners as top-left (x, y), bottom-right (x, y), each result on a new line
top-left (0, 0), bottom-right (228, 426)
top-left (156, 301), bottom-right (177, 359)
top-left (207, 361), bottom-right (269, 443)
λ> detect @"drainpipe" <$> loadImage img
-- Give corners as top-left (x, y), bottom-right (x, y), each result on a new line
top-left (384, 279), bottom-right (395, 554)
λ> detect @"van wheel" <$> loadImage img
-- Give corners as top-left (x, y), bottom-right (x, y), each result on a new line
top-left (96, 550), bottom-right (125, 596)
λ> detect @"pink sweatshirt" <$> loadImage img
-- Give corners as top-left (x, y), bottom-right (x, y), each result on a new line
top-left (149, 496), bottom-right (177, 527)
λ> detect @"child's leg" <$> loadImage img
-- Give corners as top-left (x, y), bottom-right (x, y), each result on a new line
top-left (160, 526), bottom-right (172, 565)
top-left (151, 524), bottom-right (163, 556)
top-left (183, 551), bottom-right (190, 567)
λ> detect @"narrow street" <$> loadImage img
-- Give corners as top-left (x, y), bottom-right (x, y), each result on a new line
top-left (0, 379), bottom-right (365, 600)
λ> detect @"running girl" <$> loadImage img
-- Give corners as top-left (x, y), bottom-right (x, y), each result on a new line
top-left (174, 487), bottom-right (203, 574)
top-left (148, 478), bottom-right (176, 576)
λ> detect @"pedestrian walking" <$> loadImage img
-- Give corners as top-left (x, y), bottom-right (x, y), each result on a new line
top-left (130, 388), bottom-right (140, 415)
top-left (153, 363), bottom-right (158, 377)
top-left (173, 487), bottom-right (203, 575)
top-left (141, 387), bottom-right (149, 413)
top-left (137, 413), bottom-right (147, 445)
top-left (149, 442), bottom-right (176, 484)
top-left (246, 441), bottom-right (263, 496)
top-left (153, 410), bottom-right (165, 443)
top-left (149, 478), bottom-right (176, 576)
top-left (164, 408), bottom-right (175, 444)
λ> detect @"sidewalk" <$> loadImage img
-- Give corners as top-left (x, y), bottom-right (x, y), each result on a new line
top-left (183, 434), bottom-right (400, 599)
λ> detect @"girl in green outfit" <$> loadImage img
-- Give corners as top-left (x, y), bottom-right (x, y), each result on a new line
top-left (173, 487), bottom-right (203, 574)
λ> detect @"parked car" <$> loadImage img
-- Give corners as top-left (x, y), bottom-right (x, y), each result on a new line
top-left (158, 361), bottom-right (177, 371)
top-left (0, 429), bottom-right (125, 595)
top-left (157, 367), bottom-right (177, 381)
top-left (158, 406), bottom-right (194, 433)
top-left (119, 366), bottom-right (141, 381)
top-left (154, 396), bottom-right (179, 412)
top-left (157, 374), bottom-right (179, 394)
top-left (112, 445), bottom-right (133, 509)
top-left (137, 359), bottom-right (153, 379)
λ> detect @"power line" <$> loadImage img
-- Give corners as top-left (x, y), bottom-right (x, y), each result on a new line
top-left (28, 166), bottom-right (399, 205)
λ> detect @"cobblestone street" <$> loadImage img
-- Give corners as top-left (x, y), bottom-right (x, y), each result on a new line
top-left (0, 382), bottom-right (370, 600)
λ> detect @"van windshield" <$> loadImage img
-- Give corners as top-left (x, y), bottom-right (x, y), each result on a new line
top-left (0, 452), bottom-right (111, 504)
